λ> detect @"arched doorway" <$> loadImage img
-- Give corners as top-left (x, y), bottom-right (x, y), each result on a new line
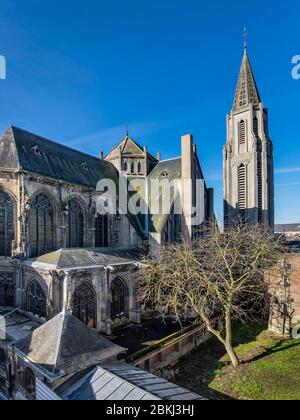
top-left (28, 193), bottom-right (55, 257)
top-left (71, 283), bottom-right (97, 329)
top-left (26, 280), bottom-right (47, 318)
top-left (0, 189), bottom-right (15, 258)
top-left (111, 278), bottom-right (129, 321)
top-left (67, 199), bottom-right (84, 248)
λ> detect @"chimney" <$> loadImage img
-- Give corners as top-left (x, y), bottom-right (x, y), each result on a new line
top-left (181, 134), bottom-right (194, 241)
top-left (156, 152), bottom-right (161, 161)
top-left (144, 146), bottom-right (148, 176)
top-left (100, 151), bottom-right (104, 160)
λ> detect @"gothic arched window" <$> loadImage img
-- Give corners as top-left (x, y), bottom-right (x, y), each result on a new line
top-left (27, 280), bottom-right (47, 318)
top-left (0, 272), bottom-right (15, 307)
top-left (123, 161), bottom-right (128, 172)
top-left (138, 162), bottom-right (142, 174)
top-left (71, 283), bottom-right (97, 329)
top-left (24, 367), bottom-right (36, 399)
top-left (28, 193), bottom-right (55, 258)
top-left (67, 199), bottom-right (84, 248)
top-left (111, 278), bottom-right (129, 321)
top-left (0, 189), bottom-right (15, 257)
top-left (0, 349), bottom-right (5, 364)
top-left (130, 162), bottom-right (135, 174)
top-left (95, 214), bottom-right (109, 248)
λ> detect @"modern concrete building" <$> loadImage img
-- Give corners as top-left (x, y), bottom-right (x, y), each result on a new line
top-left (224, 47), bottom-right (274, 229)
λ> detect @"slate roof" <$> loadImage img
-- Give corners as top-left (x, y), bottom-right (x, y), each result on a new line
top-left (233, 50), bottom-right (261, 112)
top-left (61, 363), bottom-right (204, 401)
top-left (147, 158), bottom-right (182, 233)
top-left (15, 310), bottom-right (126, 377)
top-left (0, 126), bottom-right (146, 238)
top-left (0, 126), bottom-right (119, 188)
top-left (29, 247), bottom-right (143, 270)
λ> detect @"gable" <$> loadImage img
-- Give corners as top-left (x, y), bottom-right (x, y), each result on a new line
top-left (0, 127), bottom-right (20, 170)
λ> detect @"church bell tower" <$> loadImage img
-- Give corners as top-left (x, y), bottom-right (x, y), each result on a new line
top-left (224, 42), bottom-right (274, 230)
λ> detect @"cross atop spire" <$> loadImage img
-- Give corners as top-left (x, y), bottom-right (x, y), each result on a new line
top-left (232, 49), bottom-right (261, 112)
top-left (243, 27), bottom-right (248, 51)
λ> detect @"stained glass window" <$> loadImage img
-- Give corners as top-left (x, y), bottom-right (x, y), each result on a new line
top-left (0, 272), bottom-right (15, 307)
top-left (95, 215), bottom-right (109, 248)
top-left (71, 283), bottom-right (97, 328)
top-left (27, 280), bottom-right (47, 318)
top-left (111, 278), bottom-right (129, 321)
top-left (67, 200), bottom-right (84, 248)
top-left (0, 189), bottom-right (15, 257)
top-left (28, 193), bottom-right (54, 258)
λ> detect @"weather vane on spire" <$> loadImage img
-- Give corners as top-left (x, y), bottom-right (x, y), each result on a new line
top-left (243, 27), bottom-right (248, 51)
top-left (125, 123), bottom-right (129, 137)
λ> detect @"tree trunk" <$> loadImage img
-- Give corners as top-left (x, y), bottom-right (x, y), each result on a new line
top-left (225, 341), bottom-right (240, 369)
top-left (224, 303), bottom-right (240, 369)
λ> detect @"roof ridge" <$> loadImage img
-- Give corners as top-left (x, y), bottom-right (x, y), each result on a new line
top-left (10, 126), bottom-right (110, 164)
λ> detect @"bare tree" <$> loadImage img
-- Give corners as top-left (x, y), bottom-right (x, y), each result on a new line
top-left (139, 222), bottom-right (283, 369)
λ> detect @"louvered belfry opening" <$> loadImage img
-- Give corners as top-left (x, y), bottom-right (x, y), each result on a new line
top-left (253, 117), bottom-right (259, 137)
top-left (0, 189), bottom-right (15, 258)
top-left (95, 214), bottom-right (109, 248)
top-left (67, 199), bottom-right (84, 248)
top-left (239, 120), bottom-right (246, 146)
top-left (254, 118), bottom-right (263, 223)
top-left (29, 193), bottom-right (55, 258)
top-left (238, 164), bottom-right (247, 221)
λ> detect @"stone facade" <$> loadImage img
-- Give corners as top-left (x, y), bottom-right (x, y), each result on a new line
top-left (266, 256), bottom-right (300, 335)
top-left (0, 126), bottom-right (213, 335)
top-left (224, 49), bottom-right (274, 229)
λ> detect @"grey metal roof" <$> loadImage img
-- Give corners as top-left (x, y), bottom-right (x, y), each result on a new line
top-left (29, 247), bottom-right (143, 270)
top-left (0, 126), bottom-right (119, 189)
top-left (61, 363), bottom-right (204, 401)
top-left (15, 310), bottom-right (126, 377)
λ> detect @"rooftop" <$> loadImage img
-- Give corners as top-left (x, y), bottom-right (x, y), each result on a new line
top-left (15, 309), bottom-right (126, 378)
top-left (27, 247), bottom-right (144, 271)
top-left (60, 363), bottom-right (203, 401)
top-left (0, 308), bottom-right (41, 342)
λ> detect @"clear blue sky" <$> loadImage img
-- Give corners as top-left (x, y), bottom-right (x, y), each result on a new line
top-left (1, 0), bottom-right (300, 223)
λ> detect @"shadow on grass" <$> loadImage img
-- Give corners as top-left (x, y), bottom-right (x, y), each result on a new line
top-left (173, 321), bottom-right (268, 400)
top-left (247, 339), bottom-right (300, 364)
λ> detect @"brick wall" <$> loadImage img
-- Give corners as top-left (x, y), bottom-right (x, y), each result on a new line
top-left (290, 256), bottom-right (300, 317)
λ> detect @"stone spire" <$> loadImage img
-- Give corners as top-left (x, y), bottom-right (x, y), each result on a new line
top-left (233, 50), bottom-right (261, 112)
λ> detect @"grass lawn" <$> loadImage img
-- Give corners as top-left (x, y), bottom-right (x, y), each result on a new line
top-left (172, 322), bottom-right (300, 400)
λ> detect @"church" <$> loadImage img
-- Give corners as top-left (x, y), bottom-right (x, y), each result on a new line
top-left (0, 45), bottom-right (276, 399)
top-left (224, 48), bottom-right (274, 229)
top-left (0, 126), bottom-right (213, 335)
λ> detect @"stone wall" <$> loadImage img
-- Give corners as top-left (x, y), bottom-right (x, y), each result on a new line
top-left (267, 255), bottom-right (300, 335)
